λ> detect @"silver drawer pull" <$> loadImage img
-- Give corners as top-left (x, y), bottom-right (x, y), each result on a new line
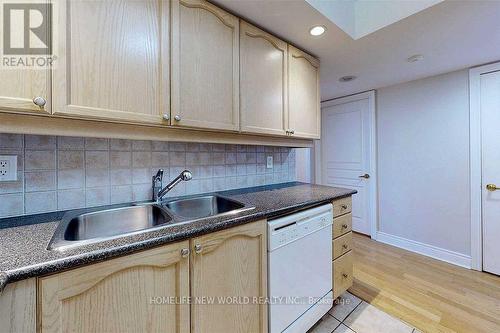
top-left (342, 224), bottom-right (348, 229)
top-left (180, 248), bottom-right (189, 257)
top-left (342, 273), bottom-right (348, 279)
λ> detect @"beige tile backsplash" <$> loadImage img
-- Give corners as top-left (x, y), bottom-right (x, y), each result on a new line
top-left (0, 134), bottom-right (296, 218)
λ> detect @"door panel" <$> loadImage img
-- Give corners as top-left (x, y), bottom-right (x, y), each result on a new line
top-left (52, 0), bottom-right (169, 124)
top-left (0, 65), bottom-right (50, 114)
top-left (288, 45), bottom-right (320, 139)
top-left (321, 94), bottom-right (373, 235)
top-left (171, 0), bottom-right (239, 131)
top-left (481, 70), bottom-right (500, 275)
top-left (240, 21), bottom-right (287, 136)
top-left (39, 242), bottom-right (190, 333)
top-left (190, 220), bottom-right (267, 333)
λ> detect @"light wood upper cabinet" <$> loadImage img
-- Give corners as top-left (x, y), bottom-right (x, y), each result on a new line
top-left (0, 67), bottom-right (50, 115)
top-left (240, 21), bottom-right (287, 136)
top-left (52, 0), bottom-right (169, 125)
top-left (171, 0), bottom-right (239, 131)
top-left (39, 241), bottom-right (190, 333)
top-left (288, 45), bottom-right (320, 139)
top-left (190, 220), bottom-right (268, 333)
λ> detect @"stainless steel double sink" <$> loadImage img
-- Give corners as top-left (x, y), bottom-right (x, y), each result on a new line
top-left (48, 195), bottom-right (252, 250)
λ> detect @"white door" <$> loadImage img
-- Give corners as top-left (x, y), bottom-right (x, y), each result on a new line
top-left (318, 91), bottom-right (376, 236)
top-left (481, 70), bottom-right (500, 275)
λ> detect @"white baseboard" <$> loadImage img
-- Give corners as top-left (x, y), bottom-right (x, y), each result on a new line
top-left (376, 232), bottom-right (472, 269)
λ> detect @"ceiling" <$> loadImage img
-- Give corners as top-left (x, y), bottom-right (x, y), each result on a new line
top-left (212, 0), bottom-right (500, 100)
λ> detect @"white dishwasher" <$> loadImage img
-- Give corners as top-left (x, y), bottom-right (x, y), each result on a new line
top-left (268, 204), bottom-right (333, 333)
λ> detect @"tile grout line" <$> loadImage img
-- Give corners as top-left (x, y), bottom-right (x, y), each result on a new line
top-left (339, 298), bottom-right (363, 333)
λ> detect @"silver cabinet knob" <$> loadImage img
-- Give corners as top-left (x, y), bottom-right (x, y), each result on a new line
top-left (174, 115), bottom-right (181, 122)
top-left (163, 114), bottom-right (170, 121)
top-left (194, 244), bottom-right (202, 254)
top-left (342, 224), bottom-right (348, 229)
top-left (180, 248), bottom-right (190, 258)
top-left (33, 96), bottom-right (46, 107)
top-left (342, 244), bottom-right (348, 250)
top-left (342, 273), bottom-right (349, 279)
top-left (289, 130), bottom-right (295, 135)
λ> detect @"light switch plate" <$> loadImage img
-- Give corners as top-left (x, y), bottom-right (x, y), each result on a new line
top-left (266, 156), bottom-right (273, 169)
top-left (0, 155), bottom-right (17, 181)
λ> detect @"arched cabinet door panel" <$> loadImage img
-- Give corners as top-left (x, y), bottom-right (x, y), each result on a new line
top-left (52, 0), bottom-right (169, 125)
top-left (240, 21), bottom-right (288, 136)
top-left (288, 45), bottom-right (320, 139)
top-left (39, 241), bottom-right (190, 333)
top-left (171, 0), bottom-right (239, 131)
top-left (190, 220), bottom-right (268, 333)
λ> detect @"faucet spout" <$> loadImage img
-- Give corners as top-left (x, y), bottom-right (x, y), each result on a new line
top-left (156, 170), bottom-right (192, 202)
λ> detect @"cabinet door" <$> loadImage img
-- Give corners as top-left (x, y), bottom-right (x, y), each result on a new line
top-left (240, 21), bottom-right (287, 136)
top-left (52, 0), bottom-right (169, 124)
top-left (39, 241), bottom-right (190, 333)
top-left (288, 45), bottom-right (320, 139)
top-left (0, 68), bottom-right (50, 115)
top-left (171, 0), bottom-right (239, 131)
top-left (190, 220), bottom-right (267, 333)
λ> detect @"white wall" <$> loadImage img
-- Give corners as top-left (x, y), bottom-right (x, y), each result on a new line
top-left (377, 69), bottom-right (471, 256)
top-left (295, 148), bottom-right (313, 183)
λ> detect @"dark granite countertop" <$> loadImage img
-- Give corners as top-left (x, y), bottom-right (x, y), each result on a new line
top-left (0, 182), bottom-right (355, 292)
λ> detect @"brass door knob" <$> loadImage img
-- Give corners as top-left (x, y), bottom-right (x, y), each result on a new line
top-left (486, 184), bottom-right (499, 191)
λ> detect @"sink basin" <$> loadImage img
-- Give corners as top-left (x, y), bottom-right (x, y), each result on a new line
top-left (48, 204), bottom-right (172, 250)
top-left (163, 195), bottom-right (249, 220)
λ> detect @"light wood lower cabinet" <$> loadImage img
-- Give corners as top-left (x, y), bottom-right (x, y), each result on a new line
top-left (52, 0), bottom-right (169, 125)
top-left (171, 0), bottom-right (240, 131)
top-left (333, 251), bottom-right (353, 299)
top-left (332, 197), bottom-right (354, 299)
top-left (333, 231), bottom-right (353, 260)
top-left (34, 220), bottom-right (267, 333)
top-left (0, 278), bottom-right (36, 333)
top-left (39, 241), bottom-right (190, 333)
top-left (190, 220), bottom-right (268, 333)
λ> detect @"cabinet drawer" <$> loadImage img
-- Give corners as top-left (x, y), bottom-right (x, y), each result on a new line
top-left (333, 232), bottom-right (352, 260)
top-left (333, 251), bottom-right (353, 299)
top-left (333, 197), bottom-right (352, 217)
top-left (333, 213), bottom-right (352, 238)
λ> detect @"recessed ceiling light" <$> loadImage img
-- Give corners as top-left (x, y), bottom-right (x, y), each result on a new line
top-left (407, 54), bottom-right (424, 63)
top-left (309, 25), bottom-right (326, 36)
top-left (339, 75), bottom-right (356, 82)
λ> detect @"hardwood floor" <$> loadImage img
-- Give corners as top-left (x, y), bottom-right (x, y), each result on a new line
top-left (349, 233), bottom-right (500, 333)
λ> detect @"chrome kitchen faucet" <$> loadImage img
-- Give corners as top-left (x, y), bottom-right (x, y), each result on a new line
top-left (152, 169), bottom-right (193, 202)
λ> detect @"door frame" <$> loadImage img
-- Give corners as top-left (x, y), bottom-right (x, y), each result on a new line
top-left (314, 90), bottom-right (378, 239)
top-left (469, 61), bottom-right (500, 271)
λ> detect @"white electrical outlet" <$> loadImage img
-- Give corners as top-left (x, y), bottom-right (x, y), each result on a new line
top-left (266, 155), bottom-right (273, 169)
top-left (0, 155), bottom-right (17, 181)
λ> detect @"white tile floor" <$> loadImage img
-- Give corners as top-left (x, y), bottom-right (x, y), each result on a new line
top-left (308, 292), bottom-right (420, 333)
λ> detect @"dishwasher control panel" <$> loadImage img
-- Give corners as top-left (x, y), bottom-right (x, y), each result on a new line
top-left (268, 204), bottom-right (333, 251)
